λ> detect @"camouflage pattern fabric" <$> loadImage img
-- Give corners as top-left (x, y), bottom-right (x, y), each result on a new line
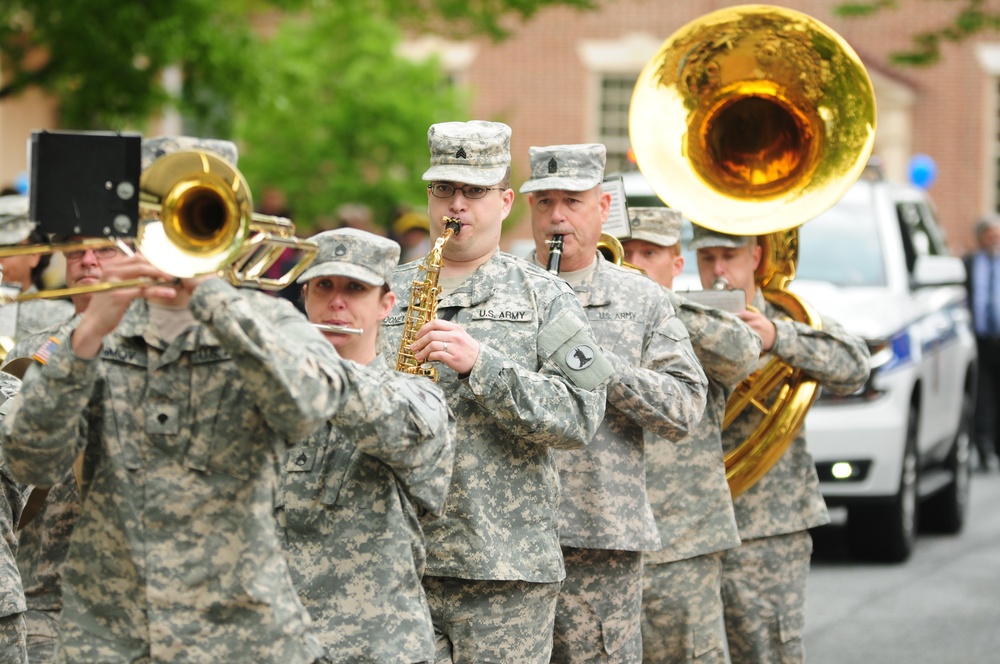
top-left (378, 250), bottom-right (612, 583)
top-left (278, 354), bottom-right (455, 663)
top-left (10, 292), bottom-right (74, 341)
top-left (644, 290), bottom-right (758, 565)
top-left (720, 292), bottom-right (869, 663)
top-left (5, 315), bottom-right (80, 664)
top-left (0, 372), bottom-right (26, 664)
top-left (545, 254), bottom-right (708, 552)
top-left (727, 292), bottom-right (870, 540)
top-left (379, 250), bottom-right (611, 661)
top-left (538, 254), bottom-right (706, 664)
top-left (0, 613), bottom-right (26, 664)
top-left (641, 291), bottom-right (761, 663)
top-left (1, 278), bottom-right (349, 663)
top-left (422, 576), bottom-right (560, 664)
top-left (721, 531), bottom-right (812, 664)
top-left (551, 547), bottom-right (643, 663)
top-left (641, 552), bottom-right (727, 664)
top-left (22, 608), bottom-right (59, 664)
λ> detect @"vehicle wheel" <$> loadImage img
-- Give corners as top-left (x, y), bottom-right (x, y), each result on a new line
top-left (847, 405), bottom-right (919, 563)
top-left (920, 382), bottom-right (973, 534)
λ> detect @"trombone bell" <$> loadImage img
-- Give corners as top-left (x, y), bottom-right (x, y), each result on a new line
top-left (629, 4), bottom-right (876, 235)
top-left (138, 150), bottom-right (251, 279)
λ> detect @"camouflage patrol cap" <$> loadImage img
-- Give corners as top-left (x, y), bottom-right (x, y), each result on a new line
top-left (688, 223), bottom-right (752, 251)
top-left (519, 144), bottom-right (607, 194)
top-left (141, 136), bottom-right (240, 170)
top-left (422, 121), bottom-right (511, 187)
top-left (0, 195), bottom-right (35, 245)
top-left (628, 207), bottom-right (683, 248)
top-left (297, 228), bottom-right (401, 287)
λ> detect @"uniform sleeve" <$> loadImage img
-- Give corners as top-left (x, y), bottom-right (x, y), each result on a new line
top-left (1, 331), bottom-right (98, 487)
top-left (189, 278), bottom-right (349, 442)
top-left (459, 291), bottom-right (614, 450)
top-left (336, 364), bottom-right (455, 517)
top-left (603, 296), bottom-right (709, 442)
top-left (0, 371), bottom-right (26, 617)
top-left (677, 296), bottom-right (762, 387)
top-left (771, 313), bottom-right (871, 395)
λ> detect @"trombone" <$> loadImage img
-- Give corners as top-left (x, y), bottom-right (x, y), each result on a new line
top-left (0, 149), bottom-right (317, 304)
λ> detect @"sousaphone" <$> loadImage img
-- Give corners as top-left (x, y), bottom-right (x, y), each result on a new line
top-left (629, 5), bottom-right (876, 496)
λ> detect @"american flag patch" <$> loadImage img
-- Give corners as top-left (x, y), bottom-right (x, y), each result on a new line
top-left (32, 337), bottom-right (60, 365)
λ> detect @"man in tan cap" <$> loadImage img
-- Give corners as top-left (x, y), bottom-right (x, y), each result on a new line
top-left (522, 145), bottom-right (708, 663)
top-left (0, 195), bottom-right (73, 345)
top-left (690, 223), bottom-right (869, 663)
top-left (622, 208), bottom-right (760, 664)
top-left (378, 121), bottom-right (614, 663)
top-left (280, 227), bottom-right (454, 662)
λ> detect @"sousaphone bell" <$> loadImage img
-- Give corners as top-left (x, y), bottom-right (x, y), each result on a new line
top-left (629, 4), bottom-right (876, 496)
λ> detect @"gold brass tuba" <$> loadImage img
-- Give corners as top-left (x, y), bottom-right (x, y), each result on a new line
top-left (628, 5), bottom-right (876, 496)
top-left (0, 149), bottom-right (317, 303)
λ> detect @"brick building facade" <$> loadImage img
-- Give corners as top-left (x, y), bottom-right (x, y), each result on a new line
top-left (3, 1), bottom-right (999, 252)
top-left (414, 0), bottom-right (1000, 253)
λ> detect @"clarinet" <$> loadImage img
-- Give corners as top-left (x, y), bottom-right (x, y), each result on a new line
top-left (546, 235), bottom-right (564, 274)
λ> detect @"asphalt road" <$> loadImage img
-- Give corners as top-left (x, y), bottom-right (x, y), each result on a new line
top-left (804, 471), bottom-right (1000, 663)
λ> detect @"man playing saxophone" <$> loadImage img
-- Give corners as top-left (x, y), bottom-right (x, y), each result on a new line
top-left (691, 224), bottom-right (870, 663)
top-left (378, 120), bottom-right (613, 663)
top-left (277, 228), bottom-right (454, 662)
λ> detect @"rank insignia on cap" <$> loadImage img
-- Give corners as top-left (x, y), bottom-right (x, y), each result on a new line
top-left (455, 147), bottom-right (467, 159)
top-left (334, 244), bottom-right (347, 256)
top-left (548, 158), bottom-right (558, 174)
top-left (566, 344), bottom-right (595, 370)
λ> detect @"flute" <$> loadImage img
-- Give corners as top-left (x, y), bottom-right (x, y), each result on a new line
top-left (313, 323), bottom-right (363, 335)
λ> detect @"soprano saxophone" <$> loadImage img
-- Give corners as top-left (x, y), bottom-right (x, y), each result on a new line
top-left (394, 217), bottom-right (462, 381)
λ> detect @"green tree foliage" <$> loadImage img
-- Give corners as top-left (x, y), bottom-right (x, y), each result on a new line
top-left (835, 0), bottom-right (1000, 65)
top-left (0, 0), bottom-right (257, 129)
top-left (234, 4), bottom-right (464, 231)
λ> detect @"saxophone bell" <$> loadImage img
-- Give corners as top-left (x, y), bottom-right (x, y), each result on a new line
top-left (546, 235), bottom-right (564, 274)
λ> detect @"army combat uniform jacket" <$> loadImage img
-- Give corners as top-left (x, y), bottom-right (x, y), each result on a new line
top-left (278, 355), bottom-right (455, 663)
top-left (728, 291), bottom-right (871, 539)
top-left (645, 290), bottom-right (760, 565)
top-left (551, 255), bottom-right (708, 552)
top-left (1, 279), bottom-right (348, 664)
top-left (379, 250), bottom-right (613, 583)
top-left (0, 371), bottom-right (26, 662)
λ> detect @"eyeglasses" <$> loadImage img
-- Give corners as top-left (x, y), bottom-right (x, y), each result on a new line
top-left (427, 183), bottom-right (503, 200)
top-left (64, 246), bottom-right (122, 262)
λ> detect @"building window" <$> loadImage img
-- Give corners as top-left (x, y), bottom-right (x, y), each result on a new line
top-left (598, 74), bottom-right (639, 173)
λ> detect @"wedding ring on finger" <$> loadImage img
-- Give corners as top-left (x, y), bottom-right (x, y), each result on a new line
top-left (442, 342), bottom-right (450, 353)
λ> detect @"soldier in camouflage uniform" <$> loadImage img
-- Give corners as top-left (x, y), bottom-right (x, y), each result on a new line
top-left (522, 144), bottom-right (709, 663)
top-left (691, 224), bottom-right (870, 663)
top-left (278, 228), bottom-right (455, 663)
top-left (0, 195), bottom-right (74, 345)
top-left (4, 232), bottom-right (129, 664)
top-left (377, 121), bottom-right (614, 664)
top-left (621, 208), bottom-right (760, 663)
top-left (0, 137), bottom-right (345, 664)
top-left (0, 342), bottom-right (26, 663)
